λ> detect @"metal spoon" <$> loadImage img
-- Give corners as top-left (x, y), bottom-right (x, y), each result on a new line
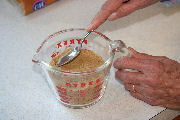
top-left (56, 31), bottom-right (92, 67)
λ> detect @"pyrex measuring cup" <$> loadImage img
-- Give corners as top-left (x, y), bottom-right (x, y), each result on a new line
top-left (32, 28), bottom-right (130, 109)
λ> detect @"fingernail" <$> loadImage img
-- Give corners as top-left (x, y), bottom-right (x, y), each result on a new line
top-left (128, 47), bottom-right (138, 55)
top-left (108, 13), bottom-right (117, 21)
top-left (86, 24), bottom-right (93, 32)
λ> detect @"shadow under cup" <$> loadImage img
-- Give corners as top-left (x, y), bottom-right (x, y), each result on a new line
top-left (32, 28), bottom-right (128, 109)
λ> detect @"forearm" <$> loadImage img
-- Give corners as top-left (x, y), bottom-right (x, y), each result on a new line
top-left (161, 0), bottom-right (180, 6)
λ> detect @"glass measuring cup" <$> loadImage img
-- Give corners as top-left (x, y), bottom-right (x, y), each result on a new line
top-left (32, 28), bottom-right (130, 109)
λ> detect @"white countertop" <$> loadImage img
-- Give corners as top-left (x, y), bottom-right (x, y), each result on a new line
top-left (0, 0), bottom-right (180, 120)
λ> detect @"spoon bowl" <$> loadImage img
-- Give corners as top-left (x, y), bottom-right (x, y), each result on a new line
top-left (56, 31), bottom-right (92, 67)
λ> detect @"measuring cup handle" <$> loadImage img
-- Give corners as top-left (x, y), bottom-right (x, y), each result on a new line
top-left (110, 40), bottom-right (131, 58)
top-left (111, 40), bottom-right (139, 72)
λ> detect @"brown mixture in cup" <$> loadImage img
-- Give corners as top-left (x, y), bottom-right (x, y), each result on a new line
top-left (49, 48), bottom-right (106, 105)
top-left (50, 48), bottom-right (104, 72)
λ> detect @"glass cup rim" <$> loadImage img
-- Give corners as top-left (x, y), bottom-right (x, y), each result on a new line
top-left (32, 28), bottom-right (114, 75)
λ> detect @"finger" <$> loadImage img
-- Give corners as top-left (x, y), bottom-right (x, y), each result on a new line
top-left (130, 92), bottom-right (165, 106)
top-left (108, 0), bottom-right (137, 21)
top-left (128, 47), bottom-right (168, 61)
top-left (86, 0), bottom-right (123, 32)
top-left (160, 98), bottom-right (180, 109)
top-left (164, 104), bottom-right (180, 110)
top-left (115, 70), bottom-right (145, 85)
top-left (113, 57), bottom-right (163, 73)
top-left (125, 84), bottom-right (169, 99)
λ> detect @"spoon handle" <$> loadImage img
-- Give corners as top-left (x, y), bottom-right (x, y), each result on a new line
top-left (80, 31), bottom-right (92, 46)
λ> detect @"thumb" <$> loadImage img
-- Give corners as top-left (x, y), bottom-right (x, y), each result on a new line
top-left (128, 47), bottom-right (167, 61)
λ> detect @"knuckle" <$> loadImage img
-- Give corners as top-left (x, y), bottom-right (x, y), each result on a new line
top-left (117, 8), bottom-right (129, 17)
top-left (159, 56), bottom-right (169, 63)
top-left (151, 61), bottom-right (164, 73)
top-left (121, 57), bottom-right (131, 64)
top-left (115, 57), bottom-right (130, 67)
top-left (146, 77), bottom-right (157, 87)
top-left (150, 80), bottom-right (161, 88)
top-left (101, 3), bottom-right (114, 13)
top-left (118, 7), bottom-right (126, 13)
top-left (118, 4), bottom-right (136, 15)
top-left (161, 56), bottom-right (168, 60)
top-left (146, 89), bottom-right (156, 97)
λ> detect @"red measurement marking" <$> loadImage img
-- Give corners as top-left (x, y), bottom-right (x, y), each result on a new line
top-left (60, 99), bottom-right (69, 103)
top-left (93, 94), bottom-right (100, 100)
top-left (96, 78), bottom-right (101, 83)
top-left (57, 42), bottom-right (62, 48)
top-left (95, 81), bottom-right (104, 88)
top-left (83, 40), bottom-right (87, 44)
top-left (66, 82), bottom-right (71, 86)
top-left (73, 83), bottom-right (78, 87)
top-left (81, 83), bottom-right (86, 87)
top-left (56, 86), bottom-right (61, 89)
top-left (51, 38), bottom-right (89, 58)
top-left (59, 94), bottom-right (68, 100)
top-left (64, 40), bottom-right (67, 45)
top-left (94, 88), bottom-right (102, 93)
top-left (61, 87), bottom-right (66, 91)
top-left (65, 80), bottom-right (102, 88)
top-left (65, 81), bottom-right (92, 88)
top-left (76, 39), bottom-right (81, 44)
top-left (48, 34), bottom-right (54, 38)
top-left (51, 52), bottom-right (56, 58)
top-left (69, 96), bottom-right (73, 100)
top-left (89, 81), bottom-right (93, 85)
top-left (56, 86), bottom-right (67, 91)
top-left (70, 39), bottom-right (75, 44)
top-left (58, 90), bottom-right (67, 95)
